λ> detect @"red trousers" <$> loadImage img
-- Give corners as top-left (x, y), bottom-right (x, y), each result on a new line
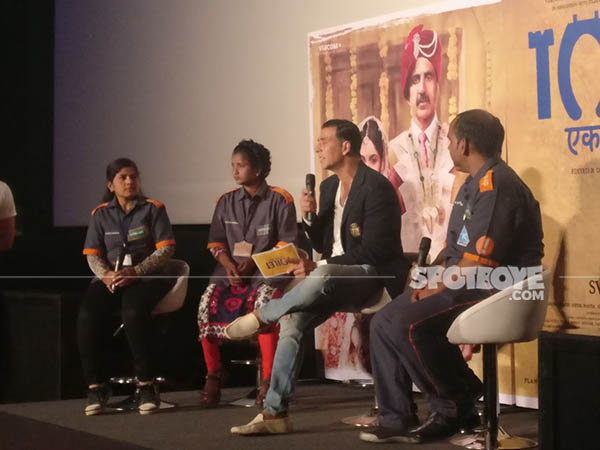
top-left (201, 327), bottom-right (279, 381)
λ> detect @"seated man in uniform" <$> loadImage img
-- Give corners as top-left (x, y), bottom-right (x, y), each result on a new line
top-left (361, 109), bottom-right (544, 444)
top-left (225, 118), bottom-right (409, 435)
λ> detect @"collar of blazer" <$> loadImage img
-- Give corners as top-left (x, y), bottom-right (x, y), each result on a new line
top-left (340, 161), bottom-right (368, 228)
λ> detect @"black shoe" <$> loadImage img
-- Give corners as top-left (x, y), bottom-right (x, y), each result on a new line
top-left (408, 412), bottom-right (462, 443)
top-left (85, 384), bottom-right (111, 416)
top-left (469, 376), bottom-right (484, 403)
top-left (359, 416), bottom-right (420, 443)
top-left (458, 409), bottom-right (481, 433)
top-left (137, 383), bottom-right (160, 415)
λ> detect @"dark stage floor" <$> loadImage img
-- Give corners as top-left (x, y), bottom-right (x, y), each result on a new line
top-left (0, 383), bottom-right (539, 450)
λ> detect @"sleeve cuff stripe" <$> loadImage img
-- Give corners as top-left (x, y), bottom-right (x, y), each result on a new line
top-left (155, 239), bottom-right (176, 249)
top-left (463, 252), bottom-right (499, 267)
top-left (207, 242), bottom-right (226, 249)
top-left (83, 248), bottom-right (102, 256)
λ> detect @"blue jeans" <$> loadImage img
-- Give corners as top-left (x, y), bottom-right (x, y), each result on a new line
top-left (259, 264), bottom-right (382, 415)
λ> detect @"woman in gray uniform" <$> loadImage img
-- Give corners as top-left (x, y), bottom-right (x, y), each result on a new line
top-left (198, 140), bottom-right (297, 408)
top-left (79, 158), bottom-right (176, 416)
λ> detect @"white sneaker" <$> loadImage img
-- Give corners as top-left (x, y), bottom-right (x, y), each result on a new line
top-left (137, 383), bottom-right (160, 415)
top-left (84, 384), bottom-right (111, 416)
top-left (231, 413), bottom-right (293, 435)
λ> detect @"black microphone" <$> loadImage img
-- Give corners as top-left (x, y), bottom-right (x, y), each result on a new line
top-left (409, 237), bottom-right (431, 289)
top-left (416, 237), bottom-right (431, 267)
top-left (305, 173), bottom-right (316, 223)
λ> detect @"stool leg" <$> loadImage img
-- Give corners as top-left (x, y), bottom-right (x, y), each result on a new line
top-left (256, 352), bottom-right (262, 390)
top-left (340, 381), bottom-right (378, 427)
top-left (483, 344), bottom-right (498, 450)
top-left (451, 344), bottom-right (537, 450)
top-left (228, 352), bottom-right (261, 407)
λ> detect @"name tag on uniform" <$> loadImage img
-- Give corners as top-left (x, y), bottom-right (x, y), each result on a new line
top-left (233, 240), bottom-right (253, 257)
top-left (457, 225), bottom-right (470, 247)
top-left (127, 226), bottom-right (146, 241)
top-left (256, 224), bottom-right (270, 236)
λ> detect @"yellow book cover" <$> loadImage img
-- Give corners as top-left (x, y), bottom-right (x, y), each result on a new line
top-left (252, 243), bottom-right (300, 278)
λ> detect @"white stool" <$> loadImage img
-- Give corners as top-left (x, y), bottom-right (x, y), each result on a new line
top-left (360, 286), bottom-right (392, 315)
top-left (447, 269), bottom-right (550, 449)
top-left (150, 259), bottom-right (190, 315)
top-left (112, 259), bottom-right (190, 338)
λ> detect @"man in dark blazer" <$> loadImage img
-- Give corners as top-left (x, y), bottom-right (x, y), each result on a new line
top-left (226, 119), bottom-right (409, 436)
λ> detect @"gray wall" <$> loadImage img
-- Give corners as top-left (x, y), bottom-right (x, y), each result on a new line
top-left (54, 0), bottom-right (440, 225)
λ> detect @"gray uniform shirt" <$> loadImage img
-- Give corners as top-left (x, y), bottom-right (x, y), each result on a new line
top-left (83, 196), bottom-right (175, 267)
top-left (207, 183), bottom-right (297, 290)
top-left (445, 156), bottom-right (544, 268)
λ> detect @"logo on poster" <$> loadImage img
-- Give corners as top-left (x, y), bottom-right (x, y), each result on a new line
top-left (319, 43), bottom-right (342, 52)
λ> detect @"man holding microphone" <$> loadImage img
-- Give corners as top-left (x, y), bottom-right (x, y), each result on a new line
top-left (225, 118), bottom-right (409, 435)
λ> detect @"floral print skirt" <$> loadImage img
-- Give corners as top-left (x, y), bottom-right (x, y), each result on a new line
top-left (197, 283), bottom-right (282, 340)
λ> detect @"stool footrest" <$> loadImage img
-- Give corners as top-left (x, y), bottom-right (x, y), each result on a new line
top-left (449, 429), bottom-right (537, 449)
top-left (229, 388), bottom-right (258, 407)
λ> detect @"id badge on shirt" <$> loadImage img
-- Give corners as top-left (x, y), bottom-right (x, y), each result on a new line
top-left (123, 254), bottom-right (133, 267)
top-left (233, 240), bottom-right (253, 257)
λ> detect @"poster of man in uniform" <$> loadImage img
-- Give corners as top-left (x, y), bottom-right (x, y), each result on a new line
top-left (308, 0), bottom-right (600, 407)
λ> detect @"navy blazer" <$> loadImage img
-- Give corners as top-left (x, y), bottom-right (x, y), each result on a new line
top-left (304, 162), bottom-right (409, 297)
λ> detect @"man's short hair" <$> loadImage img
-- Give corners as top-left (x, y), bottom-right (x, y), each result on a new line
top-left (451, 109), bottom-right (505, 158)
top-left (322, 119), bottom-right (361, 157)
